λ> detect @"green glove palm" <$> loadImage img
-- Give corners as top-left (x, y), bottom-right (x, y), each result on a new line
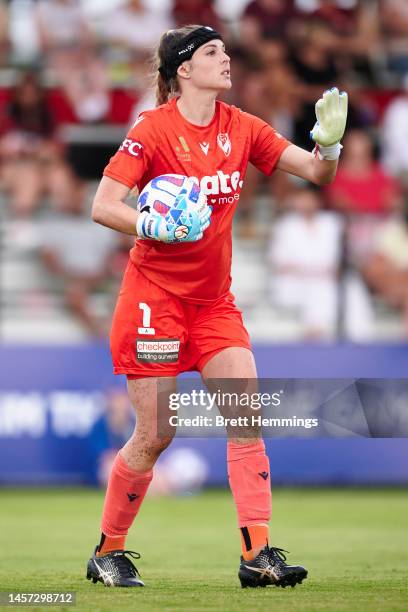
top-left (310, 87), bottom-right (348, 147)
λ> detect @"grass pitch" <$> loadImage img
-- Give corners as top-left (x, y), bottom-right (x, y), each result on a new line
top-left (0, 487), bottom-right (407, 611)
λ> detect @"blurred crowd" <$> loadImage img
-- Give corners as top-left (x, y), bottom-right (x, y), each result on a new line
top-left (1, 0), bottom-right (408, 341)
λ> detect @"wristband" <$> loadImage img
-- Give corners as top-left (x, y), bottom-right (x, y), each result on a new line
top-left (313, 142), bottom-right (343, 161)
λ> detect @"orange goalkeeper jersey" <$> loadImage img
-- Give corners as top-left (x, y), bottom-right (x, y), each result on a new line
top-left (104, 97), bottom-right (290, 304)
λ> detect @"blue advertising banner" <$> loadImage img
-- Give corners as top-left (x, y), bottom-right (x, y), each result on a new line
top-left (0, 343), bottom-right (408, 486)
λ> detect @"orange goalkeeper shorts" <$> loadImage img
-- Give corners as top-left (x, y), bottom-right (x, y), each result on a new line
top-left (110, 260), bottom-right (251, 377)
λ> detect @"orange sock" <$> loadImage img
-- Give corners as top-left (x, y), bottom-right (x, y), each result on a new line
top-left (97, 452), bottom-right (153, 554)
top-left (240, 524), bottom-right (269, 560)
top-left (97, 534), bottom-right (126, 556)
top-left (227, 440), bottom-right (271, 558)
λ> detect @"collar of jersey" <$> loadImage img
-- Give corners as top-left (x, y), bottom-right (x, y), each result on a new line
top-left (171, 97), bottom-right (219, 131)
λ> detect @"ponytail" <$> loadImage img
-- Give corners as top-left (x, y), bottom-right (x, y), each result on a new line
top-left (155, 72), bottom-right (170, 106)
top-left (152, 25), bottom-right (201, 108)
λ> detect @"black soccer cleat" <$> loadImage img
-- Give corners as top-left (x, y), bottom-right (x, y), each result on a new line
top-left (86, 547), bottom-right (144, 587)
top-left (238, 546), bottom-right (307, 588)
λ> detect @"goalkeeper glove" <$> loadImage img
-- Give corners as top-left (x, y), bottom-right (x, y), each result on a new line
top-left (310, 87), bottom-right (348, 160)
top-left (136, 189), bottom-right (212, 243)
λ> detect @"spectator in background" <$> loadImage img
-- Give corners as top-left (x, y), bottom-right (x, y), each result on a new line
top-left (268, 187), bottom-right (342, 340)
top-left (88, 388), bottom-right (135, 487)
top-left (381, 74), bottom-right (408, 190)
top-left (35, 0), bottom-right (109, 122)
top-left (172, 0), bottom-right (224, 34)
top-left (108, 233), bottom-right (135, 282)
top-left (232, 41), bottom-right (299, 236)
top-left (0, 70), bottom-right (74, 217)
top-left (380, 0), bottom-right (408, 78)
top-left (340, 83), bottom-right (377, 131)
top-left (39, 193), bottom-right (118, 337)
top-left (224, 45), bottom-right (271, 236)
top-left (325, 129), bottom-right (401, 266)
top-left (362, 204), bottom-right (408, 337)
top-left (262, 40), bottom-right (300, 203)
top-left (297, 0), bottom-right (359, 34)
top-left (0, 0), bottom-right (9, 65)
top-left (290, 20), bottom-right (340, 150)
top-left (107, 232), bottom-right (135, 300)
top-left (295, 0), bottom-right (380, 85)
top-left (239, 0), bottom-right (297, 48)
top-left (98, 0), bottom-right (173, 86)
top-left (326, 129), bottom-right (399, 217)
top-left (289, 7), bottom-right (379, 148)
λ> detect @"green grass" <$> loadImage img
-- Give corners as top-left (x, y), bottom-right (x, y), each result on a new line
top-left (0, 488), bottom-right (407, 611)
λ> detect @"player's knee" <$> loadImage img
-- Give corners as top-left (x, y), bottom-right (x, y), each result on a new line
top-left (131, 434), bottom-right (174, 459)
top-left (148, 435), bottom-right (174, 457)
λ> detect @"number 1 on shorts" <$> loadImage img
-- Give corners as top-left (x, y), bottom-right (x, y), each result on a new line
top-left (137, 302), bottom-right (156, 335)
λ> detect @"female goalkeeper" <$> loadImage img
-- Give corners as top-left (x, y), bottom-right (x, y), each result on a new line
top-left (87, 24), bottom-right (347, 589)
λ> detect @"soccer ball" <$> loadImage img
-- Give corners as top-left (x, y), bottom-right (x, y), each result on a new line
top-left (137, 174), bottom-right (211, 242)
top-left (137, 174), bottom-right (204, 241)
top-left (137, 174), bottom-right (207, 242)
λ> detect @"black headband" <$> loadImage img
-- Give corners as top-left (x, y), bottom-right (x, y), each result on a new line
top-left (158, 26), bottom-right (223, 82)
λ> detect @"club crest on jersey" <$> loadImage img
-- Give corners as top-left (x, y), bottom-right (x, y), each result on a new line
top-left (119, 138), bottom-right (143, 158)
top-left (217, 133), bottom-right (231, 157)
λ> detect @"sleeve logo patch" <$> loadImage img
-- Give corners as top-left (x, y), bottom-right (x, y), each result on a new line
top-left (131, 115), bottom-right (145, 129)
top-left (136, 339), bottom-right (180, 362)
top-left (119, 138), bottom-right (143, 158)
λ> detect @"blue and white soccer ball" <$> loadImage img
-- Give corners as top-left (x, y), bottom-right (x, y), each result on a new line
top-left (137, 174), bottom-right (206, 241)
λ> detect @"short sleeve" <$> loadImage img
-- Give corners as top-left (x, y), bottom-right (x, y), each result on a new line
top-left (244, 112), bottom-right (291, 176)
top-left (103, 114), bottom-right (157, 189)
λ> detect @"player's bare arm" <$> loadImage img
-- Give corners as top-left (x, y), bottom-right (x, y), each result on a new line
top-left (277, 144), bottom-right (338, 186)
top-left (92, 176), bottom-right (138, 235)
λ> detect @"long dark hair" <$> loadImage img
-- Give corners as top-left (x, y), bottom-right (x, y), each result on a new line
top-left (8, 71), bottom-right (53, 136)
top-left (153, 25), bottom-right (200, 107)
